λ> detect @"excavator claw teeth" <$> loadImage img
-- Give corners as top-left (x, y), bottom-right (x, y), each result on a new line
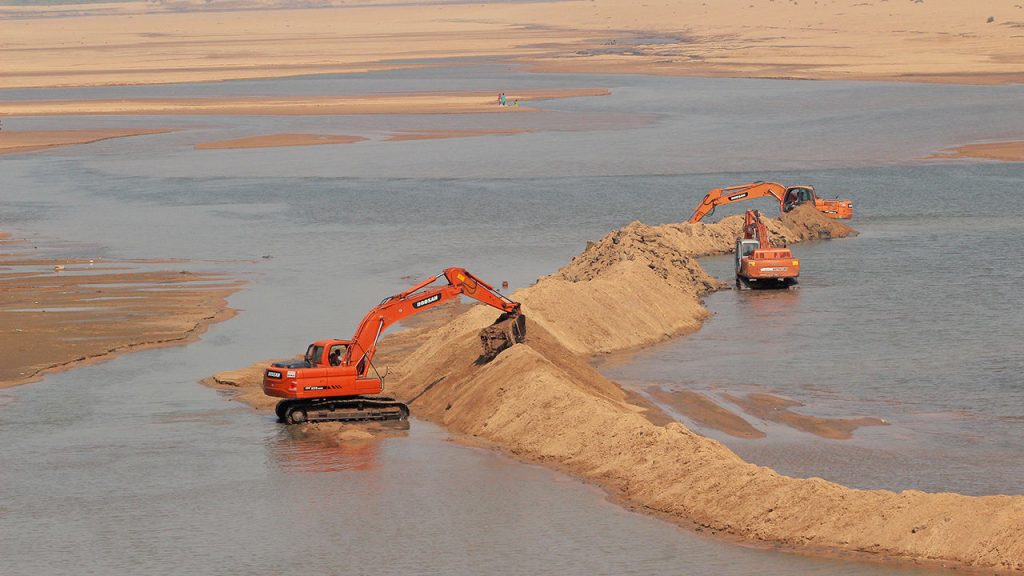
top-left (478, 311), bottom-right (526, 363)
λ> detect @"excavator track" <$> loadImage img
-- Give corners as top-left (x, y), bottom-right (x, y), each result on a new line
top-left (276, 396), bottom-right (409, 425)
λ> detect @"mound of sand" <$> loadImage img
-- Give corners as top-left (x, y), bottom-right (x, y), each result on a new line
top-left (383, 208), bottom-right (1021, 572)
top-left (210, 208), bottom-right (1023, 571)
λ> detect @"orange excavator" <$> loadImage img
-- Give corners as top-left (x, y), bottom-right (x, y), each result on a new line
top-left (735, 210), bottom-right (800, 289)
top-left (263, 268), bottom-right (524, 424)
top-left (689, 181), bottom-right (853, 224)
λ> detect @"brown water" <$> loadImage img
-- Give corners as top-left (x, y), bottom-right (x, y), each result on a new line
top-left (2, 68), bottom-right (1021, 574)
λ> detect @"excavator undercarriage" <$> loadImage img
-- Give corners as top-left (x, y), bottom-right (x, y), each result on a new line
top-left (275, 396), bottom-right (410, 424)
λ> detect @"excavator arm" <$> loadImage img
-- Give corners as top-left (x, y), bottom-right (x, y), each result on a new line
top-left (743, 209), bottom-right (772, 245)
top-left (345, 267), bottom-right (520, 372)
top-left (688, 182), bottom-right (787, 224)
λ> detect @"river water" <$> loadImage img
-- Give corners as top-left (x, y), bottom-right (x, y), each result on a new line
top-left (2, 67), bottom-right (1022, 574)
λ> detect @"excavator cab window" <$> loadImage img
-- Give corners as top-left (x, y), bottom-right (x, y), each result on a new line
top-left (305, 344), bottom-right (324, 367)
top-left (784, 187), bottom-right (814, 212)
top-left (328, 344), bottom-right (347, 366)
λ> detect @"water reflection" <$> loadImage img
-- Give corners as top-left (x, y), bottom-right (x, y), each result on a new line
top-left (268, 422), bottom-right (409, 473)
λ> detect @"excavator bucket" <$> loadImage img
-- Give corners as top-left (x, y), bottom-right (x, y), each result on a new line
top-left (478, 311), bottom-right (526, 363)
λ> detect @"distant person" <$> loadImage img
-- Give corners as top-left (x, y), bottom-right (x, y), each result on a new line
top-left (499, 93), bottom-right (506, 106)
top-left (329, 348), bottom-right (342, 366)
top-left (513, 99), bottom-right (519, 107)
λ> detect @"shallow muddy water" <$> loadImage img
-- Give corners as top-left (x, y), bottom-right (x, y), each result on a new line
top-left (2, 68), bottom-right (1021, 574)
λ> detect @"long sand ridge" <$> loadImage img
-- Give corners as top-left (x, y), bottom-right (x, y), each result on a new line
top-left (210, 206), bottom-right (1023, 572)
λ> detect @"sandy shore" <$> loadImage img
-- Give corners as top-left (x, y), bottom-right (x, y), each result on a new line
top-left (0, 232), bottom-right (242, 388)
top-left (0, 89), bottom-right (608, 117)
top-left (205, 207), bottom-right (1024, 571)
top-left (0, 129), bottom-right (172, 155)
top-left (930, 141), bottom-right (1024, 162)
top-left (2, 0), bottom-right (1021, 88)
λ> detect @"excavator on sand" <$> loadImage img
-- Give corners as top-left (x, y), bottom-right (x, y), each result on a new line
top-left (263, 268), bottom-right (525, 424)
top-left (735, 210), bottom-right (800, 289)
top-left (689, 181), bottom-right (853, 224)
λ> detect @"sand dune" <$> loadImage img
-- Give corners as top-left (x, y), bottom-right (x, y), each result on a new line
top-left (2, 0), bottom-right (1021, 88)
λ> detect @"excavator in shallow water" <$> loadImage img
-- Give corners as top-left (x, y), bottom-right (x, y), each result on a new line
top-left (263, 268), bottom-right (525, 424)
top-left (735, 210), bottom-right (800, 289)
top-left (689, 181), bottom-right (853, 224)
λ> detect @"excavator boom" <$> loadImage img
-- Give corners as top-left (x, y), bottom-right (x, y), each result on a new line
top-left (689, 181), bottom-right (852, 223)
top-left (263, 268), bottom-right (523, 424)
top-left (689, 182), bottom-right (787, 224)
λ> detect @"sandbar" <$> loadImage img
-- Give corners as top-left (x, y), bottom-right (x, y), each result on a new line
top-left (929, 141), bottom-right (1024, 162)
top-left (646, 387), bottom-right (765, 439)
top-left (0, 129), bottom-right (172, 155)
top-left (0, 89), bottom-right (609, 117)
top-left (195, 133), bottom-right (366, 150)
top-left (0, 232), bottom-right (242, 388)
top-left (721, 392), bottom-right (888, 440)
top-left (385, 129), bottom-right (532, 142)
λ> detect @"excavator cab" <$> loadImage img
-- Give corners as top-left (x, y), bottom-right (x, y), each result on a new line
top-left (735, 238), bottom-right (760, 274)
top-left (783, 186), bottom-right (816, 212)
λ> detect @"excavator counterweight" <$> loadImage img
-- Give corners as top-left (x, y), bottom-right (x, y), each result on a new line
top-left (735, 210), bottom-right (800, 289)
top-left (263, 268), bottom-right (523, 424)
top-left (689, 181), bottom-right (852, 224)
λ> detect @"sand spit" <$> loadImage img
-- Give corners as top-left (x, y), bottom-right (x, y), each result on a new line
top-left (195, 133), bottom-right (367, 150)
top-left (2, 1), bottom-right (1022, 88)
top-left (0, 233), bottom-right (242, 388)
top-left (930, 141), bottom-right (1024, 162)
top-left (0, 90), bottom-right (609, 117)
top-left (0, 129), bottom-right (172, 156)
top-left (385, 129), bottom-right (533, 142)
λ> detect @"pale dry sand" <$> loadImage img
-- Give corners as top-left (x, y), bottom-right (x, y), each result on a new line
top-left (1, 0), bottom-right (1021, 89)
top-left (0, 232), bottom-right (242, 388)
top-left (930, 141), bottom-right (1024, 162)
top-left (0, 90), bottom-right (608, 117)
top-left (0, 129), bottom-right (172, 155)
top-left (195, 133), bottom-right (366, 150)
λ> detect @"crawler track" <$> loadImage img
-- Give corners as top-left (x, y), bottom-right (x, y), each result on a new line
top-left (275, 396), bottom-right (409, 424)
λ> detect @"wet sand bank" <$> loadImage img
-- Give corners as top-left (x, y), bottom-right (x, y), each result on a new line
top-left (930, 141), bottom-right (1024, 162)
top-left (0, 232), bottom-right (242, 388)
top-left (0, 129), bottom-right (173, 156)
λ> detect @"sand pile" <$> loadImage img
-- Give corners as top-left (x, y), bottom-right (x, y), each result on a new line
top-left (382, 209), bottom-right (1022, 572)
top-left (209, 209), bottom-right (1021, 570)
top-left (515, 205), bottom-right (852, 355)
